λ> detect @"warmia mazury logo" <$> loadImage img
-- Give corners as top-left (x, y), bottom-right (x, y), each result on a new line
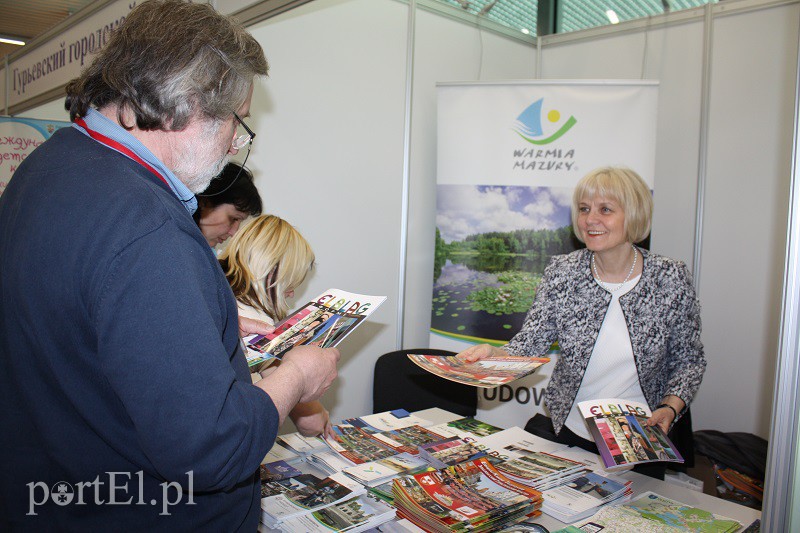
top-left (513, 98), bottom-right (577, 145)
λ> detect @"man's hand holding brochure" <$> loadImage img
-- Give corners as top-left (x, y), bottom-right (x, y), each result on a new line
top-left (243, 288), bottom-right (386, 368)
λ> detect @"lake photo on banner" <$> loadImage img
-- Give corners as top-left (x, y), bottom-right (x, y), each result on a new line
top-left (431, 185), bottom-right (578, 345)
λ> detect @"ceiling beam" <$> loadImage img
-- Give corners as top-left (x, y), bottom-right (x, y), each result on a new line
top-left (231, 0), bottom-right (316, 27)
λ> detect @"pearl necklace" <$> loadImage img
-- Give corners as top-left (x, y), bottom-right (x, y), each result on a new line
top-left (592, 246), bottom-right (637, 293)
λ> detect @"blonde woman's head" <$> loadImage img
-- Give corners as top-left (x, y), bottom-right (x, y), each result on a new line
top-left (571, 166), bottom-right (653, 244)
top-left (219, 214), bottom-right (314, 321)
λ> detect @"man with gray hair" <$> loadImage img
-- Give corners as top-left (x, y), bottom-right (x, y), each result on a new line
top-left (0, 1), bottom-right (339, 529)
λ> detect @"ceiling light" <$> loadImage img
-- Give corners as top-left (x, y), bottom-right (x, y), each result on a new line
top-left (606, 10), bottom-right (620, 24)
top-left (521, 28), bottom-right (530, 35)
top-left (0, 37), bottom-right (25, 46)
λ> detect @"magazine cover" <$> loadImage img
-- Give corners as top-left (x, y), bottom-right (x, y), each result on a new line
top-left (407, 354), bottom-right (549, 388)
top-left (244, 288), bottom-right (386, 367)
top-left (577, 399), bottom-right (684, 469)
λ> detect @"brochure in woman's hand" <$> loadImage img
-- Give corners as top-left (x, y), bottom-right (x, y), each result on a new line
top-left (577, 398), bottom-right (684, 470)
top-left (406, 353), bottom-right (550, 388)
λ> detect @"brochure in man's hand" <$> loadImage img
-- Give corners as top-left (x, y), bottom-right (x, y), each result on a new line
top-left (243, 288), bottom-right (386, 368)
top-left (577, 398), bottom-right (684, 470)
top-left (406, 353), bottom-right (550, 388)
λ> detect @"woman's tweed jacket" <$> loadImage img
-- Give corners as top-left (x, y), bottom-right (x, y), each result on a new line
top-left (504, 247), bottom-right (705, 435)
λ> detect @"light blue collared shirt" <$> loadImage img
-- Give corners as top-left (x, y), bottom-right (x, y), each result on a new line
top-left (72, 108), bottom-right (198, 214)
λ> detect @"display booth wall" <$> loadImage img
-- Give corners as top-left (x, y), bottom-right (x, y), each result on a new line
top-left (15, 0), bottom-right (799, 439)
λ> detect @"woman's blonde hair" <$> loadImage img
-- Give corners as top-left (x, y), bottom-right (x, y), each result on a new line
top-left (571, 167), bottom-right (653, 244)
top-left (219, 215), bottom-right (314, 321)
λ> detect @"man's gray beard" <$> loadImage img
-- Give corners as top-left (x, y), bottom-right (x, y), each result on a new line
top-left (184, 155), bottom-right (230, 194)
top-left (172, 116), bottom-right (229, 194)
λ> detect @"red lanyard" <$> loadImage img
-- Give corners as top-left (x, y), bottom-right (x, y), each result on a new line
top-left (74, 117), bottom-right (169, 188)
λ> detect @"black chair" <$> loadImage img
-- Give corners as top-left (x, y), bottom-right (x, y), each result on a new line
top-left (372, 348), bottom-right (478, 417)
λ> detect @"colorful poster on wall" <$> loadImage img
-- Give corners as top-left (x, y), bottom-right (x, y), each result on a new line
top-left (0, 117), bottom-right (71, 196)
top-left (431, 81), bottom-right (658, 429)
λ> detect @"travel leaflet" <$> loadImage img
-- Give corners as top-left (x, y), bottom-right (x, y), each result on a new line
top-left (243, 288), bottom-right (386, 367)
top-left (407, 353), bottom-right (550, 388)
top-left (577, 398), bottom-right (684, 469)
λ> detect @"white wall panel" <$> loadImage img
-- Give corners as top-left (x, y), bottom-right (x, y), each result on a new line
top-left (695, 4), bottom-right (797, 437)
top-left (540, 22), bottom-right (704, 266)
top-left (246, 0), bottom-right (409, 427)
top-left (403, 9), bottom-right (538, 350)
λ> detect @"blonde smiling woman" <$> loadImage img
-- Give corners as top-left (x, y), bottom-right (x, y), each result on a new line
top-left (459, 166), bottom-right (706, 479)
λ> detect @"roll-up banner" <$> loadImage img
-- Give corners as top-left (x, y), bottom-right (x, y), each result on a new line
top-left (431, 81), bottom-right (658, 429)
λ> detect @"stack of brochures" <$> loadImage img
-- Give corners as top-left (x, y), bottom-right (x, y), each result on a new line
top-left (322, 424), bottom-right (408, 465)
top-left (473, 426), bottom-right (589, 489)
top-left (365, 463), bottom-right (436, 506)
top-left (565, 491), bottom-right (742, 532)
top-left (320, 419), bottom-right (454, 466)
top-left (275, 432), bottom-right (328, 458)
top-left (392, 457), bottom-right (543, 532)
top-left (540, 470), bottom-right (632, 523)
top-left (311, 418), bottom-right (452, 475)
top-left (275, 493), bottom-right (396, 533)
top-left (260, 471), bottom-right (366, 528)
top-left (416, 436), bottom-right (487, 469)
top-left (341, 409), bottom-right (435, 432)
top-left (342, 452), bottom-right (431, 487)
top-left (305, 411), bottom-right (435, 477)
top-left (423, 416), bottom-right (505, 441)
top-left (360, 424), bottom-right (452, 456)
top-left (262, 440), bottom-right (302, 465)
top-left (493, 450), bottom-right (588, 491)
top-left (259, 460), bottom-right (303, 483)
top-left (305, 449), bottom-right (357, 476)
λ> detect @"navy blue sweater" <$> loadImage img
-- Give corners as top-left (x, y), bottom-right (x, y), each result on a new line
top-left (0, 127), bottom-right (279, 531)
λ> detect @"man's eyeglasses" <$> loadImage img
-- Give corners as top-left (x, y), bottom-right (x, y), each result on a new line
top-left (198, 113), bottom-right (254, 198)
top-left (232, 112), bottom-right (256, 150)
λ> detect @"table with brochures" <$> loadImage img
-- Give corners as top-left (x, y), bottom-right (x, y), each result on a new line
top-left (259, 407), bottom-right (761, 532)
top-left (415, 408), bottom-right (761, 532)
